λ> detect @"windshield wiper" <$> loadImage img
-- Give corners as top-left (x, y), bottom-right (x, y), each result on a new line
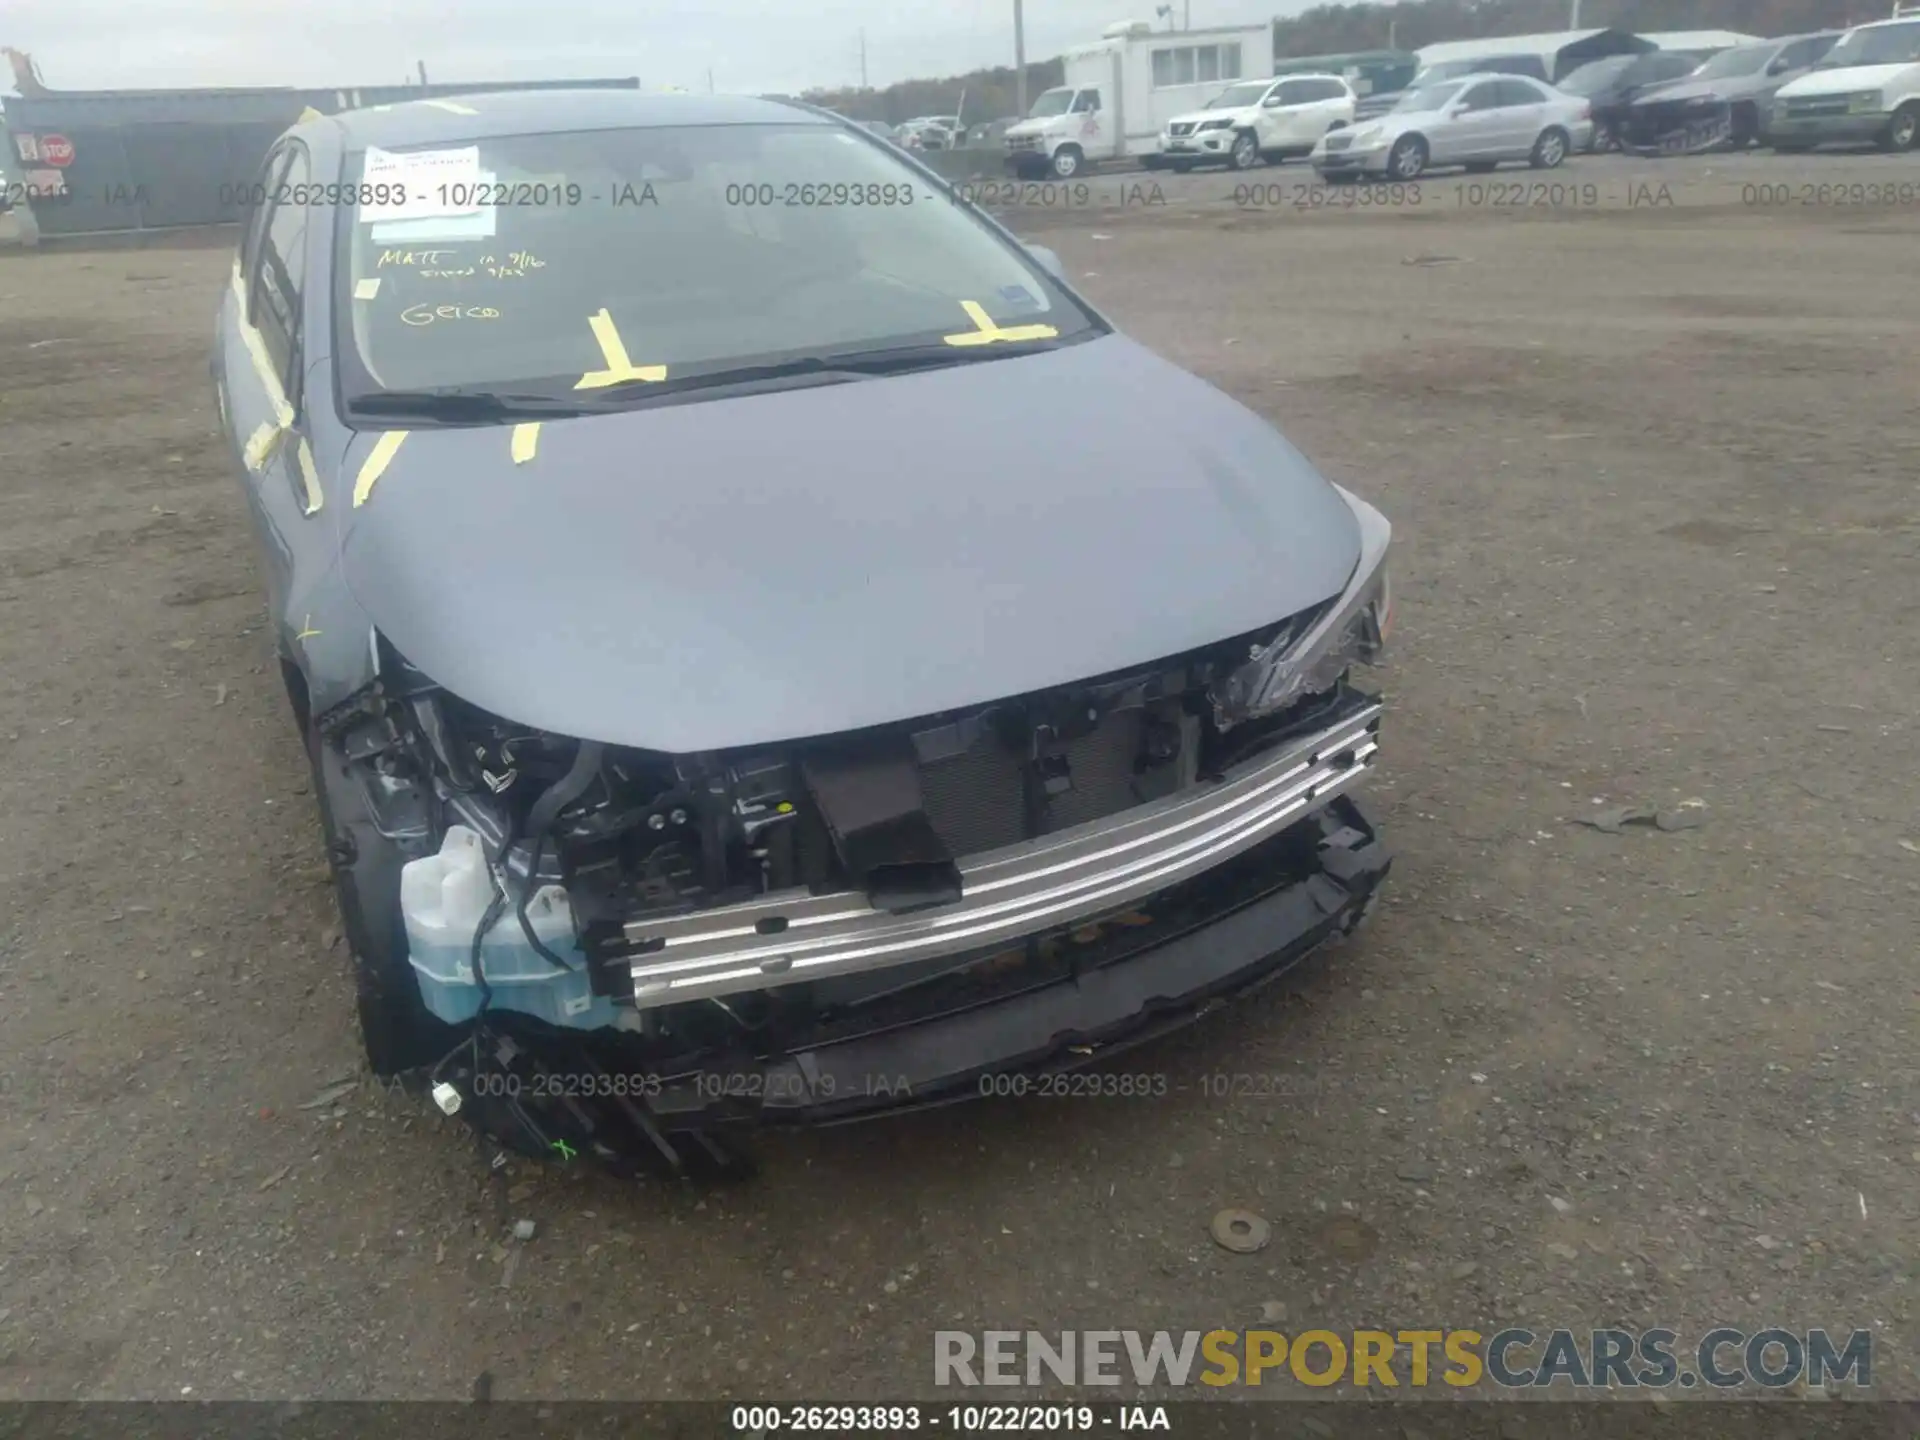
top-left (581, 336), bottom-right (1066, 403)
top-left (347, 389), bottom-right (600, 423)
top-left (350, 336), bottom-right (1067, 419)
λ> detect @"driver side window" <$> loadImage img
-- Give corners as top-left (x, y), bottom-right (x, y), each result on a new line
top-left (250, 146), bottom-right (310, 402)
top-left (1070, 90), bottom-right (1100, 113)
top-left (1457, 83), bottom-right (1500, 112)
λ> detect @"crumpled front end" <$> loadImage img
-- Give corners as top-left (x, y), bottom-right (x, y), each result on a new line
top-left (316, 494), bottom-right (1394, 1176)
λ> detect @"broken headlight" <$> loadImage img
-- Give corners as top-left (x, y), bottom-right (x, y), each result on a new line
top-left (1213, 485), bottom-right (1392, 728)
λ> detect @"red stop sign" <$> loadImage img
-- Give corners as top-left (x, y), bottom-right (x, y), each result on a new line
top-left (40, 134), bottom-right (74, 168)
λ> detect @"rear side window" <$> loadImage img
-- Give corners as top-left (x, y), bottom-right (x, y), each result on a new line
top-left (239, 149), bottom-right (289, 290)
top-left (1274, 80), bottom-right (1315, 105)
top-left (1496, 79), bottom-right (1545, 105)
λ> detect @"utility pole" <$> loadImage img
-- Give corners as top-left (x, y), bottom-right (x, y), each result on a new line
top-left (1184, 0), bottom-right (1191, 28)
top-left (416, 59), bottom-right (428, 85)
top-left (860, 29), bottom-right (869, 89)
top-left (1570, 0), bottom-right (1581, 26)
top-left (1014, 0), bottom-right (1028, 117)
top-left (708, 66), bottom-right (715, 92)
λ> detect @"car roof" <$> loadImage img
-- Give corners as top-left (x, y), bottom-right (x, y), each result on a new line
top-left (1267, 71), bottom-right (1346, 82)
top-left (316, 89), bottom-right (823, 150)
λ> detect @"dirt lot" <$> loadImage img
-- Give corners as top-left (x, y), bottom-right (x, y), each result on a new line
top-left (2, 151), bottom-right (1917, 1402)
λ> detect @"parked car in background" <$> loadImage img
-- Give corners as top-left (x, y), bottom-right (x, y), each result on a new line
top-left (1353, 54), bottom-right (1551, 121)
top-left (213, 90), bottom-right (1397, 1176)
top-left (1157, 73), bottom-right (1356, 171)
top-left (857, 119), bottom-right (901, 144)
top-left (1765, 14), bottom-right (1920, 152)
top-left (900, 122), bottom-right (949, 151)
top-left (1554, 50), bottom-right (1707, 150)
top-left (1622, 32), bottom-right (1839, 151)
top-left (900, 115), bottom-right (962, 151)
top-left (962, 118), bottom-right (1019, 148)
top-left (1313, 74), bottom-right (1591, 180)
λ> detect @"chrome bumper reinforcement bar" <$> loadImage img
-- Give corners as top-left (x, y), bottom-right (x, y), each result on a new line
top-left (621, 703), bottom-right (1382, 1008)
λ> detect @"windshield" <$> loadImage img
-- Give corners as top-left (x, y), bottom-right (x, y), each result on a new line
top-left (1208, 80), bottom-right (1273, 108)
top-left (1820, 20), bottom-right (1920, 67)
top-left (1555, 56), bottom-right (1636, 94)
top-left (1692, 45), bottom-right (1770, 78)
top-left (1026, 89), bottom-right (1074, 118)
top-left (1393, 80), bottom-right (1469, 113)
top-left (333, 123), bottom-right (1097, 407)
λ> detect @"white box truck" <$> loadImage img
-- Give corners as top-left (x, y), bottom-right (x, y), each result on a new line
top-left (1004, 19), bottom-right (1274, 177)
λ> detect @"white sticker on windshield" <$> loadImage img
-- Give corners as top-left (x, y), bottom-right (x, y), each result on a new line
top-left (368, 167), bottom-right (498, 242)
top-left (358, 145), bottom-right (482, 224)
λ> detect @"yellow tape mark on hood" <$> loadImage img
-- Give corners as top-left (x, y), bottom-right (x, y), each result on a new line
top-left (943, 299), bottom-right (1059, 348)
top-left (575, 308), bottom-right (668, 389)
top-left (423, 99), bottom-right (479, 116)
top-left (296, 439), bottom-right (325, 515)
top-left (352, 430), bottom-right (410, 508)
top-left (511, 422), bottom-right (541, 465)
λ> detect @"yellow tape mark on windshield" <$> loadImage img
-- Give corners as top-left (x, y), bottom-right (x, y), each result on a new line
top-left (354, 277), bottom-right (382, 300)
top-left (942, 299), bottom-right (1059, 348)
top-left (423, 99), bottom-right (480, 116)
top-left (574, 308), bottom-right (668, 390)
top-left (296, 438), bottom-right (324, 516)
top-left (511, 422), bottom-right (541, 465)
top-left (298, 105), bottom-right (324, 123)
top-left (352, 430), bottom-right (410, 508)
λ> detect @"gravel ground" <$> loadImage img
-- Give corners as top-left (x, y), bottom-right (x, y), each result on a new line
top-left (1, 150), bottom-right (1917, 1402)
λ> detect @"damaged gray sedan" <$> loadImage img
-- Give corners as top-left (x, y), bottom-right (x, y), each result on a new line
top-left (213, 90), bottom-right (1394, 1177)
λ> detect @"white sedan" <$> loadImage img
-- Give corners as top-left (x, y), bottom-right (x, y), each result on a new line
top-left (1311, 74), bottom-right (1594, 181)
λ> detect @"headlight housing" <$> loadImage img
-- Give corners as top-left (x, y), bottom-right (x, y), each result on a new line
top-left (1848, 89), bottom-right (1884, 113)
top-left (1351, 125), bottom-right (1386, 148)
top-left (1198, 117), bottom-right (1235, 132)
top-left (1212, 487), bottom-right (1392, 728)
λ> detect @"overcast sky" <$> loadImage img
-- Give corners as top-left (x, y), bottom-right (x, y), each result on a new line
top-left (4, 0), bottom-right (1305, 96)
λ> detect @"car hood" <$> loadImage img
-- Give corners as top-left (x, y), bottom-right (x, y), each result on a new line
top-left (1778, 62), bottom-right (1914, 96)
top-left (1005, 117), bottom-right (1061, 136)
top-left (336, 335), bottom-right (1364, 754)
top-left (1635, 76), bottom-right (1759, 104)
top-left (1167, 107), bottom-right (1243, 126)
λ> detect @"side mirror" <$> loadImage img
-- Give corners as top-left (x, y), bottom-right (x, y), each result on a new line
top-left (1262, 96), bottom-right (1285, 107)
top-left (1025, 243), bottom-right (1066, 280)
top-left (1767, 58), bottom-right (1792, 75)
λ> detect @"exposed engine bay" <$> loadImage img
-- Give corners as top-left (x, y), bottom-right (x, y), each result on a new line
top-left (313, 590), bottom-right (1388, 1178)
